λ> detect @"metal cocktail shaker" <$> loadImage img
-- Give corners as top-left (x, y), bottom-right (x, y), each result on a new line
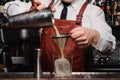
top-left (6, 7), bottom-right (54, 28)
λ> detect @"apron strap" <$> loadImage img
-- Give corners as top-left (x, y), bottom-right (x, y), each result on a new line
top-left (76, 2), bottom-right (88, 26)
top-left (48, 0), bottom-right (54, 7)
top-left (48, 1), bottom-right (88, 26)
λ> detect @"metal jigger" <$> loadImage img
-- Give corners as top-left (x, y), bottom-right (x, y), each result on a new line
top-left (34, 48), bottom-right (42, 79)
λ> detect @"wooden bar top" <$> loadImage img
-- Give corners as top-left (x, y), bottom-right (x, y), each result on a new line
top-left (0, 72), bottom-right (120, 80)
top-left (0, 78), bottom-right (120, 80)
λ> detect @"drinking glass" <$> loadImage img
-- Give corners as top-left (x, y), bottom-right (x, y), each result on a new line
top-left (53, 54), bottom-right (73, 79)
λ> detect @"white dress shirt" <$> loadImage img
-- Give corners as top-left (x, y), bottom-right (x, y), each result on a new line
top-left (3, 0), bottom-right (116, 53)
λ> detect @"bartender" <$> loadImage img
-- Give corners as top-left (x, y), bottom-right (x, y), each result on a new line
top-left (4, 0), bottom-right (116, 72)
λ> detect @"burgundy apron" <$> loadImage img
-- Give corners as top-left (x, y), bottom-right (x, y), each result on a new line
top-left (40, 1), bottom-right (88, 72)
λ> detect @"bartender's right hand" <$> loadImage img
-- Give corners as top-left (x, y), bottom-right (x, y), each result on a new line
top-left (31, 0), bottom-right (56, 12)
top-left (31, 0), bottom-right (46, 10)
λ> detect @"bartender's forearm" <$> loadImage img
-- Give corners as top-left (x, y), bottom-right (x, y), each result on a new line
top-left (91, 30), bottom-right (100, 46)
top-left (91, 30), bottom-right (115, 54)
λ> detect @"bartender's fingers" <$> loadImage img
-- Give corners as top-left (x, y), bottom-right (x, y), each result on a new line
top-left (32, 0), bottom-right (41, 6)
top-left (70, 26), bottom-right (82, 34)
top-left (36, 4), bottom-right (47, 10)
top-left (70, 27), bottom-right (85, 39)
top-left (51, 8), bottom-right (56, 12)
top-left (31, 0), bottom-right (41, 10)
top-left (31, 0), bottom-right (56, 12)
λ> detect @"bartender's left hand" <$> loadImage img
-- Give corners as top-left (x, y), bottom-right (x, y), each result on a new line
top-left (70, 27), bottom-right (100, 48)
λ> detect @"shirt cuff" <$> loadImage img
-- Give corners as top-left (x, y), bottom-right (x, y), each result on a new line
top-left (92, 33), bottom-right (116, 53)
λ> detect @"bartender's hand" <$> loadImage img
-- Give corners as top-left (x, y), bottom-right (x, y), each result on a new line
top-left (31, 0), bottom-right (56, 12)
top-left (70, 27), bottom-right (100, 48)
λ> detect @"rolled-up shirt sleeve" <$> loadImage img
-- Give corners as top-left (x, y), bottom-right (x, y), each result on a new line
top-left (87, 5), bottom-right (116, 53)
top-left (3, 0), bottom-right (31, 17)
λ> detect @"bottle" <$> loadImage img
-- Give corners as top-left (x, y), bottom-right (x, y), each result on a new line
top-left (96, 0), bottom-right (106, 11)
top-left (100, 2), bottom-right (105, 11)
top-left (21, 0), bottom-right (30, 3)
top-left (111, 0), bottom-right (119, 26)
top-left (25, 0), bottom-right (30, 3)
top-left (105, 0), bottom-right (111, 25)
top-left (0, 0), bottom-right (6, 72)
top-left (117, 0), bottom-right (120, 12)
top-left (114, 1), bottom-right (119, 26)
top-left (0, 0), bottom-right (5, 26)
top-left (116, 0), bottom-right (120, 25)
top-left (109, 0), bottom-right (115, 25)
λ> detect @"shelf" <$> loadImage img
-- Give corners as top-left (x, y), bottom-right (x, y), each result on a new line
top-left (86, 64), bottom-right (120, 72)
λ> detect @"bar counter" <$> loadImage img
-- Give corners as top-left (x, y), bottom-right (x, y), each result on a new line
top-left (0, 78), bottom-right (120, 80)
top-left (0, 72), bottom-right (120, 80)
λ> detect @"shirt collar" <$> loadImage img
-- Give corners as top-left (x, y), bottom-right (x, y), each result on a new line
top-left (54, 0), bottom-right (84, 10)
top-left (71, 0), bottom-right (79, 10)
top-left (71, 0), bottom-right (85, 10)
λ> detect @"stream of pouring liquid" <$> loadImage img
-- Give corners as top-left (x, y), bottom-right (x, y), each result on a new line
top-left (53, 25), bottom-right (64, 58)
top-left (53, 25), bottom-right (71, 77)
